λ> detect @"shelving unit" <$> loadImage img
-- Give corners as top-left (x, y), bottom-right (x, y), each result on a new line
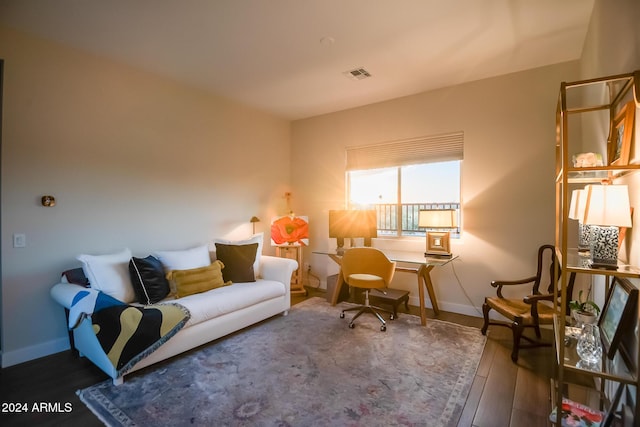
top-left (553, 70), bottom-right (640, 426)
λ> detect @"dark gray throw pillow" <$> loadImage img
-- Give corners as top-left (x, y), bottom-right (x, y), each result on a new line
top-left (214, 243), bottom-right (258, 283)
top-left (129, 255), bottom-right (171, 304)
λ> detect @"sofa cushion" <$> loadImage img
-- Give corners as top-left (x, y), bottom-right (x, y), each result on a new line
top-left (176, 279), bottom-right (286, 327)
top-left (153, 245), bottom-right (211, 272)
top-left (168, 261), bottom-right (232, 298)
top-left (129, 256), bottom-right (171, 305)
top-left (212, 233), bottom-right (263, 277)
top-left (214, 243), bottom-right (258, 283)
top-left (77, 248), bottom-right (135, 303)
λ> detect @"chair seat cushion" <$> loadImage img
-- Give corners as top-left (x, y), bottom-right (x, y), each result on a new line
top-left (347, 273), bottom-right (386, 289)
top-left (485, 297), bottom-right (555, 325)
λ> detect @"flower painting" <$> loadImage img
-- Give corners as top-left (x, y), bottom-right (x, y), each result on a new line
top-left (270, 216), bottom-right (309, 246)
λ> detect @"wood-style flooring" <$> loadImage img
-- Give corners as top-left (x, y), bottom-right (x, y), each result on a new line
top-left (0, 288), bottom-right (555, 426)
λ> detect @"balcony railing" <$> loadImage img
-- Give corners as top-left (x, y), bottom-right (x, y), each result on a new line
top-left (371, 203), bottom-right (461, 236)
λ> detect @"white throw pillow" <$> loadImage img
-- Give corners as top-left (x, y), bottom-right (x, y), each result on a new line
top-left (153, 245), bottom-right (211, 272)
top-left (77, 248), bottom-right (135, 303)
top-left (212, 232), bottom-right (263, 277)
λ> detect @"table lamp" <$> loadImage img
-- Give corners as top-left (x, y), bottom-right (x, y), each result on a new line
top-left (582, 184), bottom-right (632, 269)
top-left (329, 210), bottom-right (377, 254)
top-left (419, 209), bottom-right (457, 257)
top-left (568, 189), bottom-right (590, 252)
top-left (250, 216), bottom-right (260, 234)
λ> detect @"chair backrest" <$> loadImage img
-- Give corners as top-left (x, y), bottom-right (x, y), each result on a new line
top-left (534, 244), bottom-right (575, 312)
top-left (341, 247), bottom-right (396, 286)
top-left (534, 244), bottom-right (557, 295)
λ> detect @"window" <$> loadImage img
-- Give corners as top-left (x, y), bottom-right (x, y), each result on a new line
top-left (346, 132), bottom-right (463, 237)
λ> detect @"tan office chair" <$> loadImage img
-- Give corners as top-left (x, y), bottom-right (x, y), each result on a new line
top-left (339, 247), bottom-right (396, 331)
top-left (481, 244), bottom-right (575, 362)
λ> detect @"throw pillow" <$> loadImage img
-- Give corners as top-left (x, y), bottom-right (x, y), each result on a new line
top-left (212, 232), bottom-right (263, 277)
top-left (129, 255), bottom-right (171, 305)
top-left (153, 245), bottom-right (211, 272)
top-left (77, 248), bottom-right (135, 303)
top-left (214, 242), bottom-right (258, 283)
top-left (167, 261), bottom-right (231, 298)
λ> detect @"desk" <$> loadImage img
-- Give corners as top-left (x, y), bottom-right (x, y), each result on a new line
top-left (315, 249), bottom-right (458, 326)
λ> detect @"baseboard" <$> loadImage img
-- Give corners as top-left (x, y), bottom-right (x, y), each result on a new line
top-left (407, 295), bottom-right (489, 319)
top-left (1, 337), bottom-right (69, 368)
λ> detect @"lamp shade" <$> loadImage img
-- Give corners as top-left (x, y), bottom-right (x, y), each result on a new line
top-left (418, 209), bottom-right (457, 228)
top-left (329, 210), bottom-right (377, 238)
top-left (583, 184), bottom-right (632, 227)
top-left (568, 189), bottom-right (587, 220)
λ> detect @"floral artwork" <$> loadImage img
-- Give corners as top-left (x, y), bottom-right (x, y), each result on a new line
top-left (270, 216), bottom-right (309, 246)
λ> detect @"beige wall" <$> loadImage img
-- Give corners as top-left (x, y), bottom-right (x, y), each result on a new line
top-left (0, 27), bottom-right (291, 366)
top-left (580, 0), bottom-right (640, 270)
top-left (291, 62), bottom-right (580, 314)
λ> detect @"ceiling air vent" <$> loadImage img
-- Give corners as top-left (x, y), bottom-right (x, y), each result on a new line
top-left (343, 67), bottom-right (372, 80)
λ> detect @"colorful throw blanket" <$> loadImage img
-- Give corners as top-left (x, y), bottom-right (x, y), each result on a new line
top-left (69, 289), bottom-right (190, 376)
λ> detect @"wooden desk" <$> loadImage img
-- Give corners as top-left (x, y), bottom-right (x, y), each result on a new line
top-left (317, 250), bottom-right (457, 326)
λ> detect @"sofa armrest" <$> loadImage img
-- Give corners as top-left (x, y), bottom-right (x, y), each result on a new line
top-left (260, 255), bottom-right (297, 286)
top-left (51, 282), bottom-right (90, 310)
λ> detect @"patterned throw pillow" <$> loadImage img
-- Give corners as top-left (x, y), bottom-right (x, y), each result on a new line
top-left (167, 261), bottom-right (231, 298)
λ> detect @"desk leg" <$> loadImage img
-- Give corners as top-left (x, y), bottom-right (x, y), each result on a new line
top-left (331, 271), bottom-right (345, 306)
top-left (328, 254), bottom-right (344, 306)
top-left (417, 264), bottom-right (439, 325)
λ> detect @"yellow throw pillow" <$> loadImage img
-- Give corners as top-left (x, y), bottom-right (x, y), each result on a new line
top-left (166, 261), bottom-right (231, 298)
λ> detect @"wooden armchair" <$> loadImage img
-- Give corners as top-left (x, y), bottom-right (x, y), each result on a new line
top-left (481, 244), bottom-right (574, 362)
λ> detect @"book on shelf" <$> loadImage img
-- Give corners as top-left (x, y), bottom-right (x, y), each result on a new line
top-left (549, 397), bottom-right (604, 427)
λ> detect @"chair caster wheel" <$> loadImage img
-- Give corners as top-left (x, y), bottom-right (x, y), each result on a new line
top-left (340, 312), bottom-right (345, 319)
top-left (390, 314), bottom-right (395, 320)
top-left (381, 325), bottom-right (387, 331)
top-left (349, 323), bottom-right (355, 329)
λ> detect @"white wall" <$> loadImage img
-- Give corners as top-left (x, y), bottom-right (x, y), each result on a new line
top-left (580, 0), bottom-right (640, 269)
top-left (291, 62), bottom-right (580, 315)
top-left (0, 27), bottom-right (291, 366)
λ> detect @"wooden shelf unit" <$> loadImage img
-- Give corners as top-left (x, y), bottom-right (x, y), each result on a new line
top-left (553, 70), bottom-right (640, 426)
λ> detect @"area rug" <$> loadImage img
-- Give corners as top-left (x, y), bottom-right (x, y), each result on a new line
top-left (78, 297), bottom-right (486, 426)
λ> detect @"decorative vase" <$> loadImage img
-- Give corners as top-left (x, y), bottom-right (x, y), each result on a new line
top-left (576, 324), bottom-right (602, 365)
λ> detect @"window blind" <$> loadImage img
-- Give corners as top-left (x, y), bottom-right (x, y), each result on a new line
top-left (346, 131), bottom-right (464, 171)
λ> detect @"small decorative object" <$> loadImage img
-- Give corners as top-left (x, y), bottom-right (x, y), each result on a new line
top-left (598, 277), bottom-right (638, 361)
top-left (576, 323), bottom-right (603, 365)
top-left (582, 184), bottom-right (632, 269)
top-left (572, 152), bottom-right (603, 167)
top-left (41, 195), bottom-right (56, 207)
top-left (418, 209), bottom-right (457, 257)
top-left (569, 289), bottom-right (601, 327)
top-left (608, 100), bottom-right (635, 166)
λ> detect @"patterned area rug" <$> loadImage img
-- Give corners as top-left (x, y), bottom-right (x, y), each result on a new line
top-left (78, 297), bottom-right (486, 426)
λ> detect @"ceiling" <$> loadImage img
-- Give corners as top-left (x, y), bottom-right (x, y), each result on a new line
top-left (0, 0), bottom-right (595, 120)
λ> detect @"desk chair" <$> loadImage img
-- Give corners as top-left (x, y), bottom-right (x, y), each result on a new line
top-left (339, 247), bottom-right (396, 331)
top-left (481, 244), bottom-right (574, 362)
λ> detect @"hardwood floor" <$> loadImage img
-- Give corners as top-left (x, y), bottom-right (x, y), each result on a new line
top-left (0, 288), bottom-right (555, 426)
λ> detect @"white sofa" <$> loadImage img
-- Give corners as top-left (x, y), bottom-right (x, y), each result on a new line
top-left (51, 254), bottom-right (297, 385)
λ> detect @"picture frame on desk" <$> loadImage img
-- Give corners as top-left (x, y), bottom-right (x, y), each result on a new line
top-left (598, 277), bottom-right (638, 362)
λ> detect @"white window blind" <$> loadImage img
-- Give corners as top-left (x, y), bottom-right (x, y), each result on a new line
top-left (346, 131), bottom-right (464, 171)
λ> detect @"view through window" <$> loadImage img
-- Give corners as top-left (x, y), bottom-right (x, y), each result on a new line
top-left (348, 160), bottom-right (461, 237)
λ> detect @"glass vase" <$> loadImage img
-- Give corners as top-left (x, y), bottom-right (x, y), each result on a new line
top-left (576, 323), bottom-right (602, 365)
